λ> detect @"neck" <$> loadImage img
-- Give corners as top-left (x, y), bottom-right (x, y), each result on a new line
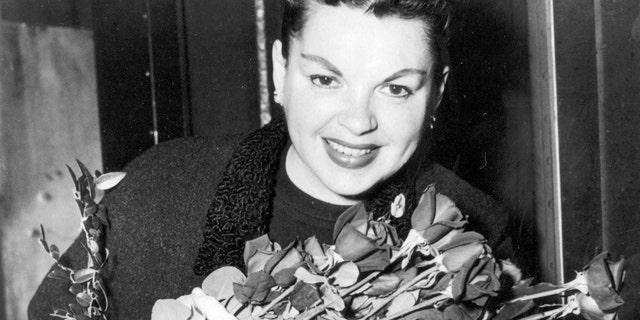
top-left (285, 145), bottom-right (360, 206)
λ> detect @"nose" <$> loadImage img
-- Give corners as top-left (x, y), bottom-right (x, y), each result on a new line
top-left (337, 90), bottom-right (378, 135)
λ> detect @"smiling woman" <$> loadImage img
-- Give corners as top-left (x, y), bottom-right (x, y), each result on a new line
top-left (273, 3), bottom-right (445, 204)
top-left (27, 1), bottom-right (516, 319)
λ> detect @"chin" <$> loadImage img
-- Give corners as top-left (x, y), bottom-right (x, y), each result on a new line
top-left (324, 174), bottom-right (381, 198)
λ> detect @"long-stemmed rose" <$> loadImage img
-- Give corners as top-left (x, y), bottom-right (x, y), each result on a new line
top-left (333, 202), bottom-right (400, 272)
top-left (500, 252), bottom-right (626, 320)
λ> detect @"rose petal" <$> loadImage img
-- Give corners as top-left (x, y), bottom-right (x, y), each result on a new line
top-left (244, 234), bottom-right (276, 269)
top-left (270, 245), bottom-right (305, 276)
top-left (247, 249), bottom-right (276, 275)
top-left (335, 223), bottom-right (381, 262)
top-left (202, 266), bottom-right (247, 300)
top-left (333, 202), bottom-right (367, 242)
top-left (192, 294), bottom-right (237, 320)
top-left (584, 252), bottom-right (625, 311)
top-left (151, 299), bottom-right (193, 320)
top-left (411, 185), bottom-right (436, 231)
top-left (441, 241), bottom-right (485, 273)
top-left (576, 293), bottom-right (618, 320)
top-left (304, 236), bottom-right (324, 257)
top-left (433, 194), bottom-right (462, 223)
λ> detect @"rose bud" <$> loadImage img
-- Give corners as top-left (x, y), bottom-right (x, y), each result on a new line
top-left (304, 236), bottom-right (328, 270)
top-left (576, 293), bottom-right (618, 320)
top-left (244, 235), bottom-right (281, 274)
top-left (583, 252), bottom-right (625, 311)
top-left (439, 241), bottom-right (485, 273)
top-left (410, 185), bottom-right (467, 245)
top-left (264, 242), bottom-right (305, 287)
top-left (333, 203), bottom-right (399, 272)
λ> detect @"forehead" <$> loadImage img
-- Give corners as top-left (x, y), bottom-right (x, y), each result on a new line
top-left (293, 3), bottom-right (434, 71)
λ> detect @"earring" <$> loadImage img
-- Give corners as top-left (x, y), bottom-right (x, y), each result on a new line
top-left (429, 114), bottom-right (437, 130)
top-left (273, 90), bottom-right (281, 104)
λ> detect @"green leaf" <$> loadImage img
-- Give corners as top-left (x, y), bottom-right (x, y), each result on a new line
top-left (68, 303), bottom-right (83, 315)
top-left (69, 283), bottom-right (84, 295)
top-left (73, 268), bottom-right (97, 283)
top-left (49, 244), bottom-right (60, 260)
top-left (51, 308), bottom-right (67, 317)
top-left (273, 265), bottom-right (302, 287)
top-left (364, 273), bottom-right (402, 296)
top-left (202, 266), bottom-right (246, 300)
top-left (76, 160), bottom-right (95, 199)
top-left (66, 164), bottom-right (79, 191)
top-left (233, 282), bottom-right (249, 304)
top-left (48, 268), bottom-right (70, 281)
top-left (493, 300), bottom-right (535, 320)
top-left (96, 207), bottom-right (110, 229)
top-left (290, 282), bottom-right (320, 311)
top-left (94, 172), bottom-right (126, 190)
top-left (76, 292), bottom-right (92, 307)
top-left (386, 291), bottom-right (417, 316)
top-left (328, 262), bottom-right (359, 288)
top-left (242, 271), bottom-right (276, 304)
top-left (39, 224), bottom-right (49, 253)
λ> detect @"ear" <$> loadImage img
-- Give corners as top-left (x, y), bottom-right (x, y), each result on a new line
top-left (272, 40), bottom-right (286, 95)
top-left (432, 66), bottom-right (450, 111)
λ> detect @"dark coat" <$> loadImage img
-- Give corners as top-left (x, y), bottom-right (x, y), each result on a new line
top-left (28, 135), bottom-right (514, 320)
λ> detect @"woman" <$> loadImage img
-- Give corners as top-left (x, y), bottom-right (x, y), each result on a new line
top-left (29, 1), bottom-right (512, 319)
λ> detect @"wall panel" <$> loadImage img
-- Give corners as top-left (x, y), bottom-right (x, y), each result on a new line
top-left (0, 23), bottom-right (101, 320)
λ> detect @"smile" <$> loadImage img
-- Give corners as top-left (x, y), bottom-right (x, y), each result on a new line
top-left (326, 139), bottom-right (372, 157)
top-left (323, 138), bottom-right (380, 169)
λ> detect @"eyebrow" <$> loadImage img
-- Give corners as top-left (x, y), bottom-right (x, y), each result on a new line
top-left (301, 53), bottom-right (343, 77)
top-left (301, 53), bottom-right (429, 85)
top-left (382, 68), bottom-right (428, 83)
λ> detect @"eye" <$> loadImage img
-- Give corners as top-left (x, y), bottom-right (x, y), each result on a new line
top-left (379, 84), bottom-right (413, 98)
top-left (310, 75), bottom-right (340, 89)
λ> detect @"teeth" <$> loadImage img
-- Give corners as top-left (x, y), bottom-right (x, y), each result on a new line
top-left (327, 140), bottom-right (372, 157)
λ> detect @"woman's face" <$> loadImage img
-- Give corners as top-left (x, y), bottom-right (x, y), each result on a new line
top-left (273, 3), bottom-right (445, 205)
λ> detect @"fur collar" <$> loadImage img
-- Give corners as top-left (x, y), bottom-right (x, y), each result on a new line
top-left (193, 117), bottom-right (417, 275)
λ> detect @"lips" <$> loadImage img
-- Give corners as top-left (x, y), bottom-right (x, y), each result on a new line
top-left (323, 138), bottom-right (380, 169)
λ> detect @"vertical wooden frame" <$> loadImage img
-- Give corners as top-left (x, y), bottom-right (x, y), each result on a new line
top-left (528, 0), bottom-right (564, 283)
top-left (528, 0), bottom-right (603, 283)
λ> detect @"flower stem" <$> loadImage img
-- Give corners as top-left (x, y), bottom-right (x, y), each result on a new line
top-left (380, 293), bottom-right (449, 320)
top-left (341, 270), bottom-right (380, 297)
top-left (362, 266), bottom-right (439, 320)
top-left (516, 304), bottom-right (567, 320)
top-left (252, 284), bottom-right (297, 317)
top-left (505, 286), bottom-right (570, 304)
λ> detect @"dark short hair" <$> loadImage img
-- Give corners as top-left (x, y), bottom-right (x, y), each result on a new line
top-left (281, 0), bottom-right (451, 70)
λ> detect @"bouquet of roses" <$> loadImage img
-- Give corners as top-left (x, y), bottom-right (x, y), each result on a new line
top-left (152, 185), bottom-right (627, 320)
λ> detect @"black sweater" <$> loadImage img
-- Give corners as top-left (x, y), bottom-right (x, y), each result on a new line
top-left (28, 135), bottom-right (515, 320)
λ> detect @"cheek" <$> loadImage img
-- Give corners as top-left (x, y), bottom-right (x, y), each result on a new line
top-left (380, 106), bottom-right (427, 150)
